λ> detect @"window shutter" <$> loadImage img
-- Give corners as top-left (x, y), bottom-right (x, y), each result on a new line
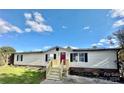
top-left (54, 54), bottom-right (56, 59)
top-left (17, 55), bottom-right (19, 61)
top-left (70, 53), bottom-right (73, 62)
top-left (85, 53), bottom-right (88, 62)
top-left (21, 55), bottom-right (23, 61)
top-left (45, 54), bottom-right (48, 62)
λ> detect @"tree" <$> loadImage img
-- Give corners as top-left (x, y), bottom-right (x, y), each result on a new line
top-left (113, 30), bottom-right (124, 77)
top-left (0, 46), bottom-right (16, 65)
top-left (107, 36), bottom-right (115, 46)
top-left (92, 45), bottom-right (98, 49)
top-left (113, 30), bottom-right (124, 48)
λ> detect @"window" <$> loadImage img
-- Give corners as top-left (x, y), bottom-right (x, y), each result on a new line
top-left (70, 53), bottom-right (88, 62)
top-left (45, 54), bottom-right (48, 62)
top-left (70, 53), bottom-right (78, 62)
top-left (79, 53), bottom-right (88, 62)
top-left (45, 54), bottom-right (54, 62)
top-left (54, 54), bottom-right (56, 59)
top-left (17, 55), bottom-right (23, 61)
top-left (49, 54), bottom-right (54, 61)
top-left (21, 55), bottom-right (23, 61)
top-left (79, 53), bottom-right (85, 62)
top-left (17, 55), bottom-right (19, 61)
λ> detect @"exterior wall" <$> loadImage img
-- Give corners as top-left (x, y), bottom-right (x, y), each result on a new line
top-left (69, 50), bottom-right (117, 69)
top-left (14, 53), bottom-right (47, 66)
top-left (14, 48), bottom-right (70, 66)
top-left (14, 48), bottom-right (118, 70)
top-left (43, 48), bottom-right (70, 62)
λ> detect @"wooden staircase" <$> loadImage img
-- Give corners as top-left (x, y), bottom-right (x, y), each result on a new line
top-left (47, 67), bottom-right (61, 80)
top-left (46, 59), bottom-right (69, 80)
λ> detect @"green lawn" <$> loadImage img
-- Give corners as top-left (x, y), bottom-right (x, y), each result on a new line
top-left (0, 66), bottom-right (46, 84)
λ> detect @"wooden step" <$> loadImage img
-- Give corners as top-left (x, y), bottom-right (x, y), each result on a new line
top-left (47, 77), bottom-right (61, 80)
top-left (51, 67), bottom-right (60, 70)
top-left (50, 68), bottom-right (60, 73)
top-left (47, 74), bottom-right (59, 78)
top-left (46, 67), bottom-right (62, 80)
top-left (49, 72), bottom-right (60, 76)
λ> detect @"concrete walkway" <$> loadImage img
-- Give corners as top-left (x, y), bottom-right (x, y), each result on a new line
top-left (41, 75), bottom-right (119, 84)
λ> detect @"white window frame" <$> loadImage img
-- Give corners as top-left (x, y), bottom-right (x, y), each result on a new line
top-left (79, 53), bottom-right (85, 62)
top-left (47, 54), bottom-right (54, 61)
top-left (17, 55), bottom-right (23, 61)
top-left (70, 53), bottom-right (78, 62)
top-left (70, 52), bottom-right (88, 62)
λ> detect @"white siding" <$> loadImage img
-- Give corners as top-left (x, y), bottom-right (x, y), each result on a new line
top-left (70, 50), bottom-right (117, 69)
top-left (14, 53), bottom-right (47, 66)
top-left (14, 48), bottom-right (70, 66)
top-left (14, 48), bottom-right (118, 69)
top-left (44, 48), bottom-right (70, 62)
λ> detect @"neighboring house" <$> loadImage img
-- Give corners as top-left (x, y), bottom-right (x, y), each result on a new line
top-left (14, 46), bottom-right (120, 75)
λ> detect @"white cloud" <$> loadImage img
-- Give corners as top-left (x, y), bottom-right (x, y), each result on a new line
top-left (97, 43), bottom-right (103, 46)
top-left (99, 39), bottom-right (106, 43)
top-left (70, 46), bottom-right (79, 49)
top-left (24, 12), bottom-right (53, 33)
top-left (64, 46), bottom-right (79, 49)
top-left (99, 38), bottom-right (110, 44)
top-left (42, 46), bottom-right (52, 50)
top-left (16, 50), bottom-right (24, 52)
top-left (33, 12), bottom-right (45, 22)
top-left (83, 26), bottom-right (90, 30)
top-left (25, 28), bottom-right (31, 32)
top-left (111, 38), bottom-right (118, 43)
top-left (109, 44), bottom-right (120, 48)
top-left (0, 18), bottom-right (22, 34)
top-left (62, 25), bottom-right (67, 29)
top-left (91, 37), bottom-right (119, 48)
top-left (24, 13), bottom-right (32, 20)
top-left (99, 38), bottom-right (118, 45)
top-left (33, 48), bottom-right (42, 51)
top-left (91, 43), bottom-right (97, 46)
top-left (26, 20), bottom-right (53, 32)
top-left (91, 42), bottom-right (103, 47)
top-left (109, 9), bottom-right (124, 28)
top-left (113, 19), bottom-right (124, 28)
top-left (111, 9), bottom-right (124, 18)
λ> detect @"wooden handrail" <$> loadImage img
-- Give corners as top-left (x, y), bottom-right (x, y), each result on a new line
top-left (64, 59), bottom-right (69, 76)
top-left (46, 59), bottom-right (70, 79)
top-left (66, 59), bottom-right (70, 70)
top-left (46, 60), bottom-right (52, 78)
top-left (59, 60), bottom-right (64, 79)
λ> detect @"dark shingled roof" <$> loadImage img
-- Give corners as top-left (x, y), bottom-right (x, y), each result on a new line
top-left (72, 48), bottom-right (121, 52)
top-left (14, 47), bottom-right (121, 54)
top-left (14, 51), bottom-right (43, 54)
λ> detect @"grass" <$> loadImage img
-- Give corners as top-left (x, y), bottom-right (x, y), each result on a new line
top-left (0, 66), bottom-right (46, 84)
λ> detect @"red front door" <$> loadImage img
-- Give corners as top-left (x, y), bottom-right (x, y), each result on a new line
top-left (60, 52), bottom-right (66, 65)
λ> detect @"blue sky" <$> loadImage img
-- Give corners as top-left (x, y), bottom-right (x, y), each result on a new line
top-left (0, 9), bottom-right (122, 51)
